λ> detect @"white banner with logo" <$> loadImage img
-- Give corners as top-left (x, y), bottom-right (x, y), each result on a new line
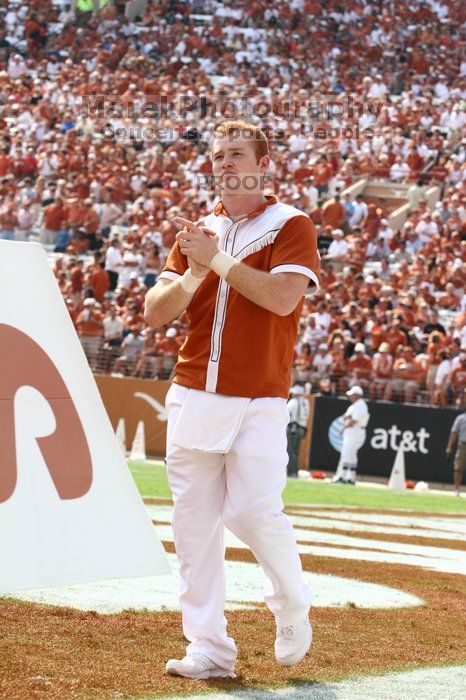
top-left (0, 241), bottom-right (170, 591)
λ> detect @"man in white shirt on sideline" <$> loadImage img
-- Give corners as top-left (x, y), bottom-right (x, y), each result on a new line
top-left (286, 385), bottom-right (310, 477)
top-left (332, 386), bottom-right (370, 485)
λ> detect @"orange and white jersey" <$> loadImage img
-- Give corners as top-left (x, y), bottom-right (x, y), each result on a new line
top-left (159, 196), bottom-right (320, 398)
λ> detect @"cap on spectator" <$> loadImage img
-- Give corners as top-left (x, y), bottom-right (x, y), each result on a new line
top-left (166, 328), bottom-right (177, 337)
top-left (318, 343), bottom-right (327, 350)
top-left (291, 384), bottom-right (305, 395)
top-left (333, 229), bottom-right (344, 236)
top-left (365, 275), bottom-right (375, 284)
top-left (354, 343), bottom-right (365, 352)
top-left (346, 386), bottom-right (363, 397)
top-left (379, 342), bottom-right (390, 352)
top-left (83, 298), bottom-right (95, 307)
top-left (381, 219), bottom-right (388, 225)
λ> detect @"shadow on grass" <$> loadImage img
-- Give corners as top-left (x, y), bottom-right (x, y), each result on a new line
top-left (148, 676), bottom-right (339, 699)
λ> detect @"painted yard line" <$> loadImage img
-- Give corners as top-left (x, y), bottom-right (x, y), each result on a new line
top-left (4, 553), bottom-right (421, 614)
top-left (285, 509), bottom-right (466, 535)
top-left (152, 518), bottom-right (463, 562)
top-left (141, 497), bottom-right (466, 519)
top-left (148, 504), bottom-right (466, 541)
top-left (286, 503), bottom-right (466, 515)
top-left (147, 507), bottom-right (466, 574)
top-left (285, 509), bottom-right (466, 534)
top-left (153, 524), bottom-right (466, 575)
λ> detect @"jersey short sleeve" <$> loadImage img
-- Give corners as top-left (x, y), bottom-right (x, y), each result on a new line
top-left (159, 241), bottom-right (189, 281)
top-left (451, 415), bottom-right (463, 434)
top-left (269, 215), bottom-right (321, 293)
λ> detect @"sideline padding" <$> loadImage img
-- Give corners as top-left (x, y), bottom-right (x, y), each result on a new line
top-left (0, 241), bottom-right (170, 591)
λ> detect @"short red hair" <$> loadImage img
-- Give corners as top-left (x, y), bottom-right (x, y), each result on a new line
top-left (213, 120), bottom-right (269, 163)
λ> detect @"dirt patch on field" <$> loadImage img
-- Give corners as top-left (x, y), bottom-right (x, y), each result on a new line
top-left (1, 542), bottom-right (465, 700)
top-left (144, 497), bottom-right (174, 506)
top-left (294, 524), bottom-right (466, 552)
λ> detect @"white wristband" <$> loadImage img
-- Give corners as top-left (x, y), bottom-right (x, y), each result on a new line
top-left (179, 268), bottom-right (206, 293)
top-left (209, 251), bottom-right (238, 279)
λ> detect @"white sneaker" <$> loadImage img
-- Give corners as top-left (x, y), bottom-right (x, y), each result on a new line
top-left (275, 617), bottom-right (313, 666)
top-left (165, 653), bottom-right (235, 679)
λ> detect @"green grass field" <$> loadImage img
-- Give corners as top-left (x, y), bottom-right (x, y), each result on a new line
top-left (129, 461), bottom-right (466, 514)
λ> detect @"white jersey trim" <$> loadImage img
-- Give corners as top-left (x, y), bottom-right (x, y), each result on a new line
top-left (159, 270), bottom-right (181, 281)
top-left (270, 265), bottom-right (320, 293)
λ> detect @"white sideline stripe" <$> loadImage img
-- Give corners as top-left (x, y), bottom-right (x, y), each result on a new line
top-left (287, 514), bottom-right (466, 541)
top-left (288, 509), bottom-right (466, 535)
top-left (155, 665), bottom-right (466, 700)
top-left (147, 505), bottom-right (466, 576)
top-left (146, 506), bottom-right (465, 542)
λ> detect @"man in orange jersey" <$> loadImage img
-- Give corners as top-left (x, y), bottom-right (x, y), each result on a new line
top-left (145, 120), bottom-right (320, 679)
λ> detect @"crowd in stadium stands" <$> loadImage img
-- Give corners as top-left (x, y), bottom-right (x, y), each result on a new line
top-left (0, 0), bottom-right (465, 406)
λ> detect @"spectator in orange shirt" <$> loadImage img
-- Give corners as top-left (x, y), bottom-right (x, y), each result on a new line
top-left (347, 238), bottom-right (366, 273)
top-left (41, 196), bottom-right (65, 245)
top-left (426, 331), bottom-right (446, 400)
top-left (322, 194), bottom-right (346, 229)
top-left (293, 342), bottom-right (313, 385)
top-left (64, 198), bottom-right (87, 230)
top-left (82, 198), bottom-right (100, 249)
top-left (0, 148), bottom-right (13, 177)
top-left (450, 355), bottom-right (466, 405)
top-left (370, 342), bottom-right (393, 400)
top-left (347, 340), bottom-right (371, 382)
top-left (386, 346), bottom-right (421, 403)
top-left (89, 262), bottom-right (110, 303)
top-left (157, 327), bottom-right (182, 379)
top-left (329, 341), bottom-right (349, 395)
top-left (76, 298), bottom-right (104, 370)
top-left (0, 203), bottom-right (18, 240)
top-left (70, 259), bottom-right (84, 305)
top-left (380, 319), bottom-right (409, 355)
top-left (362, 203), bottom-right (381, 237)
top-left (132, 328), bottom-right (162, 379)
top-left (313, 155), bottom-right (332, 195)
top-left (293, 156), bottom-right (313, 182)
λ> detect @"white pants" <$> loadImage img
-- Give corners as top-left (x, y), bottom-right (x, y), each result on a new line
top-left (341, 428), bottom-right (366, 464)
top-left (166, 384), bottom-right (312, 671)
top-left (335, 428), bottom-right (366, 482)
